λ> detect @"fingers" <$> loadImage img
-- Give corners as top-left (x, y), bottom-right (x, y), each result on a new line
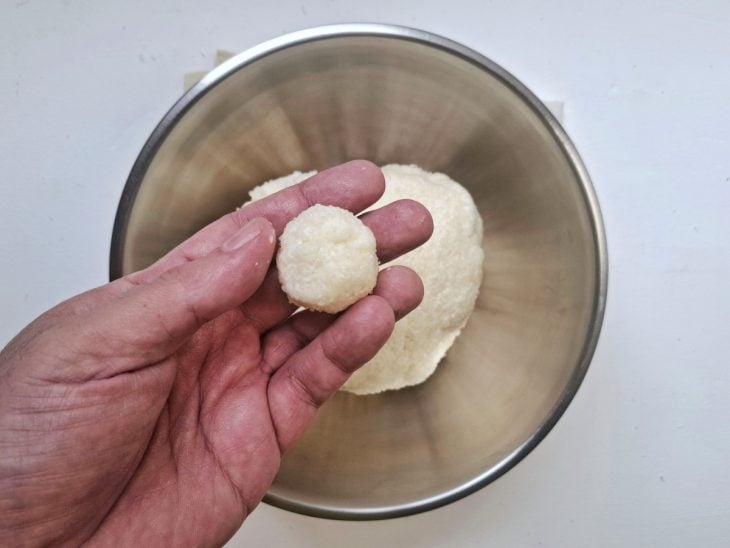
top-left (373, 265), bottom-right (425, 320)
top-left (236, 159), bottom-right (385, 233)
top-left (133, 160), bottom-right (385, 284)
top-left (259, 266), bottom-right (423, 374)
top-left (259, 311), bottom-right (334, 375)
top-left (239, 199), bottom-right (433, 332)
top-left (60, 219), bottom-right (277, 381)
top-left (267, 296), bottom-right (395, 451)
top-left (359, 199), bottom-right (434, 263)
top-left (236, 267), bottom-right (293, 332)
top-left (263, 267), bottom-right (423, 451)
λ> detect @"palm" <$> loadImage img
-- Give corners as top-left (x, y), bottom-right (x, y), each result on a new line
top-left (93, 311), bottom-right (281, 545)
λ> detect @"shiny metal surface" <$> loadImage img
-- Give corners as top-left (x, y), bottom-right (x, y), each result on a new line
top-left (110, 24), bottom-right (607, 520)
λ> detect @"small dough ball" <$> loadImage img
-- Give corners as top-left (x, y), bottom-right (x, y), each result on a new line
top-left (277, 205), bottom-right (379, 313)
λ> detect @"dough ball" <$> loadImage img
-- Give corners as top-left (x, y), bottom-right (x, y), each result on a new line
top-left (277, 205), bottom-right (379, 314)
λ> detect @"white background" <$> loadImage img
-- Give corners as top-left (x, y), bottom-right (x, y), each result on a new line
top-left (2, 1), bottom-right (729, 546)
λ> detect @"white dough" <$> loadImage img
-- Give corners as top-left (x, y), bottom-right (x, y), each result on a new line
top-left (277, 205), bottom-right (378, 314)
top-left (248, 164), bottom-right (484, 394)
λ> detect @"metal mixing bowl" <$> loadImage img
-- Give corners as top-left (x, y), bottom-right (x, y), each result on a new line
top-left (110, 24), bottom-right (607, 520)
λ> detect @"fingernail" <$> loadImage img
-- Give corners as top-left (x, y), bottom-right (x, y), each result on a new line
top-left (221, 220), bottom-right (263, 252)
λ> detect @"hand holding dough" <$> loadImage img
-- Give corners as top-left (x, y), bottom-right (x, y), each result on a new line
top-left (250, 164), bottom-right (484, 395)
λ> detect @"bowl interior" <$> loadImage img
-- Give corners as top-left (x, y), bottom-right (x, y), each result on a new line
top-left (114, 29), bottom-right (604, 518)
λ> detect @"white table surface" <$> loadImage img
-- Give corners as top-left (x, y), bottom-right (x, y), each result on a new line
top-left (2, 1), bottom-right (729, 546)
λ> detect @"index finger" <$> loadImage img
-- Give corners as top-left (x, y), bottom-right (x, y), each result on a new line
top-left (131, 160), bottom-right (385, 284)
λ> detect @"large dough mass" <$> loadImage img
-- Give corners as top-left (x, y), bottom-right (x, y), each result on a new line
top-left (249, 164), bottom-right (484, 395)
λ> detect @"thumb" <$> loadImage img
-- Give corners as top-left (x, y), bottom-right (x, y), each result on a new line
top-left (64, 218), bottom-right (276, 380)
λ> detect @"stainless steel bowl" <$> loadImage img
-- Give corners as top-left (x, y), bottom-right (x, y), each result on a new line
top-left (110, 24), bottom-right (607, 520)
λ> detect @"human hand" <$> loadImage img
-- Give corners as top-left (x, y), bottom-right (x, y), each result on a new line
top-left (0, 161), bottom-right (433, 546)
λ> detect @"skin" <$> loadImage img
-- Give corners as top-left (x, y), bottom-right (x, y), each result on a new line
top-left (0, 161), bottom-right (434, 547)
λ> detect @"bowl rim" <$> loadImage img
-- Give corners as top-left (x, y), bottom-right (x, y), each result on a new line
top-left (109, 23), bottom-right (608, 521)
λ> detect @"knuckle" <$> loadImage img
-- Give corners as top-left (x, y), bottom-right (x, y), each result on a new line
top-left (286, 366), bottom-right (325, 409)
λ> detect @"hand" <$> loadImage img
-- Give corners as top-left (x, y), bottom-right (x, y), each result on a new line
top-left (0, 161), bottom-right (433, 546)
